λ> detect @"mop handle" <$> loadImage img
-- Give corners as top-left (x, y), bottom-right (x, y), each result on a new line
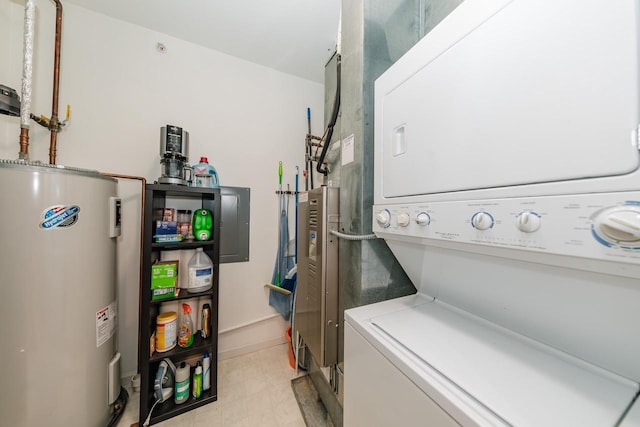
top-left (295, 166), bottom-right (299, 264)
top-left (276, 161), bottom-right (283, 286)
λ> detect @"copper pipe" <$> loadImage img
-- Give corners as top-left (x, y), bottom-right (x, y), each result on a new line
top-left (49, 0), bottom-right (63, 165)
top-left (19, 128), bottom-right (30, 160)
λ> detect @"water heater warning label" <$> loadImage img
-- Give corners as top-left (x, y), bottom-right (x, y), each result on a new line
top-left (39, 204), bottom-right (80, 229)
top-left (96, 302), bottom-right (117, 347)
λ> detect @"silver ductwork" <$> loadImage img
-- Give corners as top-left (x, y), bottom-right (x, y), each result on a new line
top-left (302, 1), bottom-right (465, 425)
top-left (335, 0), bottom-right (464, 366)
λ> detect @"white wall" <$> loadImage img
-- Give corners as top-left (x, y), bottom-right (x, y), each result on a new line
top-left (0, 1), bottom-right (324, 378)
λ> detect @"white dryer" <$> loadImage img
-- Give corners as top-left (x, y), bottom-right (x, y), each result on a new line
top-left (344, 0), bottom-right (640, 425)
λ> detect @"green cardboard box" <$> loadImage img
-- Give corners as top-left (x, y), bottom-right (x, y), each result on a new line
top-left (151, 260), bottom-right (178, 300)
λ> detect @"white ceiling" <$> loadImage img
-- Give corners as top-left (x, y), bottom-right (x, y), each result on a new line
top-left (64, 0), bottom-right (341, 83)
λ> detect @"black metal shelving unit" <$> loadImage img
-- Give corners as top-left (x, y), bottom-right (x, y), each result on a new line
top-left (139, 184), bottom-right (220, 425)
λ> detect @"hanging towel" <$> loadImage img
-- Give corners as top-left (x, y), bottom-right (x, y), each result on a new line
top-left (269, 266), bottom-right (297, 320)
top-left (268, 187), bottom-right (296, 318)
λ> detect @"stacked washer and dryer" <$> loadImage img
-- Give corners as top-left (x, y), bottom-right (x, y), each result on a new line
top-left (344, 1), bottom-right (640, 426)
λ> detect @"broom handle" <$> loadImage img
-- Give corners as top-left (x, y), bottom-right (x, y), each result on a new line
top-left (276, 161), bottom-right (283, 286)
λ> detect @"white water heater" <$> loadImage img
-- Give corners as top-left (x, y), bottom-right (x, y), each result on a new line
top-left (0, 160), bottom-right (121, 427)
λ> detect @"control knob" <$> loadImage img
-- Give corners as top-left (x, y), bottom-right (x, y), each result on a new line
top-left (471, 211), bottom-right (494, 230)
top-left (396, 212), bottom-right (411, 227)
top-left (375, 209), bottom-right (391, 228)
top-left (416, 212), bottom-right (431, 226)
top-left (516, 211), bottom-right (541, 233)
top-left (592, 205), bottom-right (640, 246)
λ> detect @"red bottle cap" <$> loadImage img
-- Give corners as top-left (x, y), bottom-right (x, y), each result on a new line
top-left (199, 157), bottom-right (208, 163)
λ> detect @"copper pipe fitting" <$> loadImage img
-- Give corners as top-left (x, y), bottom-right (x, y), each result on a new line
top-left (19, 127), bottom-right (30, 160)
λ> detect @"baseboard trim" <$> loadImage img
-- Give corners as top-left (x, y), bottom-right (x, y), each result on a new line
top-left (219, 336), bottom-right (287, 360)
top-left (219, 313), bottom-right (281, 335)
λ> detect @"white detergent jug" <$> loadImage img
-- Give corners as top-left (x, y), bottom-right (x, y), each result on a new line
top-left (187, 248), bottom-right (213, 293)
top-left (192, 157), bottom-right (219, 188)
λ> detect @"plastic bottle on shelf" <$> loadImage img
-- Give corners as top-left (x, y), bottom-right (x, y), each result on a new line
top-left (192, 361), bottom-right (203, 399)
top-left (192, 157), bottom-right (219, 188)
top-left (192, 209), bottom-right (213, 241)
top-left (202, 352), bottom-right (210, 391)
top-left (174, 362), bottom-right (190, 404)
top-left (201, 303), bottom-right (211, 338)
top-left (177, 303), bottom-right (194, 348)
top-left (188, 248), bottom-right (213, 293)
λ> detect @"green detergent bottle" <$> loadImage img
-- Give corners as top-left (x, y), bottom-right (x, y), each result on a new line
top-left (192, 209), bottom-right (212, 241)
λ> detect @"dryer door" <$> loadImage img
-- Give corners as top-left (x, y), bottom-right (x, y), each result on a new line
top-left (376, 0), bottom-right (640, 198)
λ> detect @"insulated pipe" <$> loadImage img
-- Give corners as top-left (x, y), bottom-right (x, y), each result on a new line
top-left (19, 0), bottom-right (36, 160)
top-left (329, 229), bottom-right (377, 240)
top-left (49, 0), bottom-right (64, 165)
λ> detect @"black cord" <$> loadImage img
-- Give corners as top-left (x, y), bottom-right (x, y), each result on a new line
top-left (105, 386), bottom-right (129, 427)
top-left (316, 54), bottom-right (341, 176)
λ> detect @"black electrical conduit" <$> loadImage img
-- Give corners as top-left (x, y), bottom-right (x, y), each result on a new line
top-left (306, 108), bottom-right (315, 190)
top-left (316, 54), bottom-right (341, 176)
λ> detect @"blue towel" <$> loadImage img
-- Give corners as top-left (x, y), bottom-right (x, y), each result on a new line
top-left (269, 192), bottom-right (296, 319)
top-left (268, 271), bottom-right (297, 320)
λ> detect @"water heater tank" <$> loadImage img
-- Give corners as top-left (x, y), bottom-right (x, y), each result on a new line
top-left (0, 160), bottom-right (119, 427)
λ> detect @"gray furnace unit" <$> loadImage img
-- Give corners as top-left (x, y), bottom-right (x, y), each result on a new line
top-left (296, 186), bottom-right (340, 367)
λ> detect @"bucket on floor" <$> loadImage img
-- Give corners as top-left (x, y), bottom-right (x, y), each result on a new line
top-left (286, 326), bottom-right (295, 369)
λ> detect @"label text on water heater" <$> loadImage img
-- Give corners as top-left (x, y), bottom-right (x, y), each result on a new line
top-left (39, 205), bottom-right (81, 229)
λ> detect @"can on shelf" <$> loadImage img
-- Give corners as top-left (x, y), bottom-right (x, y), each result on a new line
top-left (177, 209), bottom-right (193, 240)
top-left (155, 311), bottom-right (177, 352)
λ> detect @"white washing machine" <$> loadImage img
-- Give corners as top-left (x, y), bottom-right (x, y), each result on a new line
top-left (344, 0), bottom-right (640, 425)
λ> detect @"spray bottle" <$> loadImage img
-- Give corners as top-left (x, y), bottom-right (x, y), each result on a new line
top-left (177, 303), bottom-right (194, 348)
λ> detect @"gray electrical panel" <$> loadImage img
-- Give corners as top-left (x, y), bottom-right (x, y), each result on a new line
top-left (296, 186), bottom-right (340, 367)
top-left (219, 186), bottom-right (250, 263)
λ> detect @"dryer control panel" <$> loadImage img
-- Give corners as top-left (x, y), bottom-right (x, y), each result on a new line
top-left (374, 192), bottom-right (640, 264)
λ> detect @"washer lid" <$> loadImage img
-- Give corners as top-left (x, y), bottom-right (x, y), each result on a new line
top-left (368, 300), bottom-right (639, 427)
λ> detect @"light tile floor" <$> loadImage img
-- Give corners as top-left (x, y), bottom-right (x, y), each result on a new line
top-left (117, 343), bottom-right (306, 427)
